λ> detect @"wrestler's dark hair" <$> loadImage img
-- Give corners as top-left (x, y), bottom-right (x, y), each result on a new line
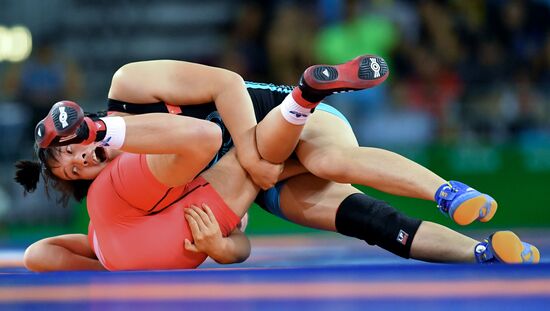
top-left (14, 147), bottom-right (92, 208)
top-left (13, 111), bottom-right (106, 207)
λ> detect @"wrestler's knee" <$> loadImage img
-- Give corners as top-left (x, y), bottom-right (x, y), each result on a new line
top-left (335, 193), bottom-right (422, 258)
top-left (23, 239), bottom-right (48, 272)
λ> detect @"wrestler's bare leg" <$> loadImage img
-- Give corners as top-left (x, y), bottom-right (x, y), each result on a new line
top-left (255, 108), bottom-right (497, 226)
top-left (278, 173), bottom-right (477, 263)
top-left (24, 234), bottom-right (105, 272)
top-left (255, 108), bottom-right (303, 163)
top-left (295, 110), bottom-right (446, 202)
top-left (255, 55), bottom-right (389, 164)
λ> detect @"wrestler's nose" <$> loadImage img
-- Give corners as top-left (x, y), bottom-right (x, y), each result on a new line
top-left (75, 151), bottom-right (89, 166)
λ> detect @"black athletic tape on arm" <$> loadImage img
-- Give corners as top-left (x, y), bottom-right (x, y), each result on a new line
top-left (335, 193), bottom-right (422, 258)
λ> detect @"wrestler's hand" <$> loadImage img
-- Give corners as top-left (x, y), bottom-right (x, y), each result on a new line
top-left (238, 149), bottom-right (283, 190)
top-left (184, 204), bottom-right (225, 256)
top-left (184, 204), bottom-right (251, 264)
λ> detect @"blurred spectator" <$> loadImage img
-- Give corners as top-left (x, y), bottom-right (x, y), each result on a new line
top-left (314, 0), bottom-right (398, 65)
top-left (487, 0), bottom-right (548, 66)
top-left (221, 1), bottom-right (272, 81)
top-left (506, 70), bottom-right (547, 139)
top-left (534, 32), bottom-right (550, 97)
top-left (0, 102), bottom-right (28, 162)
top-left (417, 0), bottom-right (463, 67)
top-left (2, 39), bottom-right (84, 141)
top-left (390, 1), bottom-right (464, 141)
top-left (402, 47), bottom-right (462, 141)
top-left (266, 2), bottom-right (318, 85)
top-left (359, 82), bottom-right (436, 149)
top-left (0, 38), bottom-right (83, 231)
top-left (312, 0), bottom-right (399, 134)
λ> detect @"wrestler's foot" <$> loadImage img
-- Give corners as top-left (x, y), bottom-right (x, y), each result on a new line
top-left (35, 100), bottom-right (109, 149)
top-left (475, 231), bottom-right (540, 264)
top-left (435, 181), bottom-right (498, 226)
top-left (300, 54), bottom-right (389, 96)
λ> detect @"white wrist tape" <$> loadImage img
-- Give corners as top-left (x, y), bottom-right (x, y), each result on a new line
top-left (99, 116), bottom-right (126, 149)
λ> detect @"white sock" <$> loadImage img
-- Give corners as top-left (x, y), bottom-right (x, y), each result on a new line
top-left (99, 116), bottom-right (126, 149)
top-left (279, 94), bottom-right (313, 125)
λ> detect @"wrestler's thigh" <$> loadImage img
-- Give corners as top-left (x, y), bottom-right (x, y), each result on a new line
top-left (278, 173), bottom-right (361, 231)
top-left (296, 110), bottom-right (359, 165)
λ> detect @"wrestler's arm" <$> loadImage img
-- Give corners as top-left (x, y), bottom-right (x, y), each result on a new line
top-left (23, 234), bottom-right (105, 272)
top-left (210, 229), bottom-right (251, 264)
top-left (184, 204), bottom-right (251, 264)
top-left (108, 60), bottom-right (281, 189)
top-left (119, 113), bottom-right (222, 186)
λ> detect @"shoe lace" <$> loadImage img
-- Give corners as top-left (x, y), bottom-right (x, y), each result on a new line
top-left (436, 183), bottom-right (459, 214)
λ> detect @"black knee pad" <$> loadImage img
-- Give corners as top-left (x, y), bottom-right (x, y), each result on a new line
top-left (335, 193), bottom-right (422, 259)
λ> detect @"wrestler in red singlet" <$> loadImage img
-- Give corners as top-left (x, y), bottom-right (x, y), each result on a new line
top-left (87, 152), bottom-right (240, 271)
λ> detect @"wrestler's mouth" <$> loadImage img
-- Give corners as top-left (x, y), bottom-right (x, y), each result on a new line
top-left (92, 147), bottom-right (107, 163)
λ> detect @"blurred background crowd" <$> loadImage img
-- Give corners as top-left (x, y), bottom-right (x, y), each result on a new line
top-left (0, 0), bottom-right (549, 242)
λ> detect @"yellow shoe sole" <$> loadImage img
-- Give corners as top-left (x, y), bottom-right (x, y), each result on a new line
top-left (452, 196), bottom-right (497, 226)
top-left (491, 231), bottom-right (540, 264)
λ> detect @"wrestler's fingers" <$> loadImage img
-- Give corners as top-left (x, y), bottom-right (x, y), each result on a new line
top-left (184, 239), bottom-right (199, 252)
top-left (201, 203), bottom-right (218, 225)
top-left (186, 206), bottom-right (207, 231)
top-left (185, 213), bottom-right (203, 238)
top-left (192, 205), bottom-right (213, 227)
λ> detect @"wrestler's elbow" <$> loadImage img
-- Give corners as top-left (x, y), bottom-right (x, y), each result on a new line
top-left (225, 248), bottom-right (250, 264)
top-left (233, 250), bottom-right (251, 264)
top-left (214, 233), bottom-right (251, 265)
top-left (213, 252), bottom-right (250, 265)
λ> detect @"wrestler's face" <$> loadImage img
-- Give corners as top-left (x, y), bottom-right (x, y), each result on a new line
top-left (49, 144), bottom-right (119, 180)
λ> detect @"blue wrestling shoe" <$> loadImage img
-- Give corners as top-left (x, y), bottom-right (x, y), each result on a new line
top-left (475, 231), bottom-right (540, 264)
top-left (435, 181), bottom-right (498, 226)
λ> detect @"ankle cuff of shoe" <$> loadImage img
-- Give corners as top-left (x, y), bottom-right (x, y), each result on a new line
top-left (435, 182), bottom-right (458, 203)
top-left (292, 87), bottom-right (320, 109)
top-left (474, 241), bottom-right (495, 264)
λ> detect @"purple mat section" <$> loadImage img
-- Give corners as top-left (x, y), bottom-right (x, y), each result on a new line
top-left (1, 230), bottom-right (548, 310)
